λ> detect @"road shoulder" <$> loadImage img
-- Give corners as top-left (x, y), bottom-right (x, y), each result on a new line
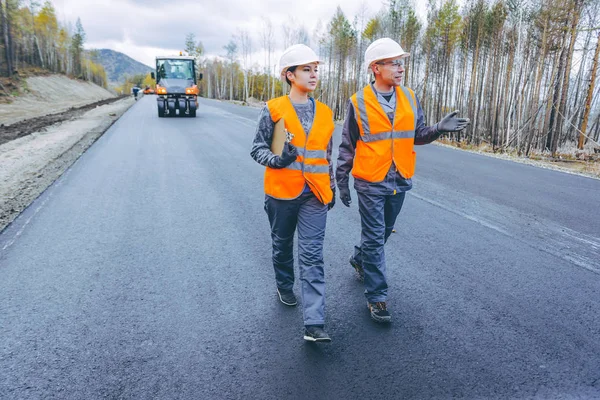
top-left (0, 97), bottom-right (135, 232)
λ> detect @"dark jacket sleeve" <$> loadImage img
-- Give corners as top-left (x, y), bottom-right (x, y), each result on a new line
top-left (250, 106), bottom-right (277, 167)
top-left (327, 137), bottom-right (335, 190)
top-left (335, 100), bottom-right (360, 190)
top-left (414, 95), bottom-right (443, 145)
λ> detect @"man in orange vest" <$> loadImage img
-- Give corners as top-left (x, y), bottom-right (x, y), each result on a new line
top-left (336, 38), bottom-right (469, 323)
top-left (251, 44), bottom-right (335, 342)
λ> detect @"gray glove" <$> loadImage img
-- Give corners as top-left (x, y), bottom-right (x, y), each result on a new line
top-left (339, 186), bottom-right (351, 207)
top-left (436, 110), bottom-right (470, 133)
top-left (269, 143), bottom-right (298, 169)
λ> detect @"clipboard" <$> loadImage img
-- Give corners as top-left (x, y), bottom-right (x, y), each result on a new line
top-left (271, 118), bottom-right (286, 156)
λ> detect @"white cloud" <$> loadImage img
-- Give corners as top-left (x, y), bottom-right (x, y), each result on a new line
top-left (51, 0), bottom-right (426, 67)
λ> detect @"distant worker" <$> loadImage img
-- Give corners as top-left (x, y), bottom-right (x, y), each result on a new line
top-left (132, 86), bottom-right (140, 100)
top-left (251, 44), bottom-right (335, 343)
top-left (336, 38), bottom-right (470, 323)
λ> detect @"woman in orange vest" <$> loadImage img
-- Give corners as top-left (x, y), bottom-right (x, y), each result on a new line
top-left (336, 38), bottom-right (470, 323)
top-left (250, 44), bottom-right (335, 342)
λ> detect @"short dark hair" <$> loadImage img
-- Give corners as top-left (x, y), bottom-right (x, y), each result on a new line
top-left (285, 66), bottom-right (298, 86)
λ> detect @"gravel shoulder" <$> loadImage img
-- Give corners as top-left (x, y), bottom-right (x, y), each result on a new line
top-left (0, 97), bottom-right (135, 232)
top-left (435, 140), bottom-right (600, 180)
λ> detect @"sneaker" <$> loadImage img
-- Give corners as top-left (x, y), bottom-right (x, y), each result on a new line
top-left (277, 288), bottom-right (297, 306)
top-left (368, 301), bottom-right (391, 323)
top-left (349, 256), bottom-right (364, 282)
top-left (303, 326), bottom-right (331, 342)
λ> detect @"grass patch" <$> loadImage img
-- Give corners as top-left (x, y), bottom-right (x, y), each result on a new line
top-left (437, 138), bottom-right (600, 179)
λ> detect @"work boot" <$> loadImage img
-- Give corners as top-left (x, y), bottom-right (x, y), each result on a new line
top-left (303, 326), bottom-right (331, 342)
top-left (368, 301), bottom-right (391, 323)
top-left (277, 288), bottom-right (297, 306)
top-left (349, 256), bottom-right (364, 282)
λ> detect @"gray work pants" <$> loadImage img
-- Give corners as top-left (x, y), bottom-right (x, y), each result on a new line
top-left (353, 191), bottom-right (406, 303)
top-left (264, 192), bottom-right (328, 326)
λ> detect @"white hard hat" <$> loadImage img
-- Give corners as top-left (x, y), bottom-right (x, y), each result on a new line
top-left (278, 44), bottom-right (323, 82)
top-left (364, 38), bottom-right (410, 72)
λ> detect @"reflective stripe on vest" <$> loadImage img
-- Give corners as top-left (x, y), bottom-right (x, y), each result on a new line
top-left (264, 96), bottom-right (334, 204)
top-left (351, 85), bottom-right (418, 182)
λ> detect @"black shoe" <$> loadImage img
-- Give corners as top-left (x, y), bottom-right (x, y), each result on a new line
top-left (277, 288), bottom-right (297, 306)
top-left (349, 256), bottom-right (364, 282)
top-left (368, 301), bottom-right (391, 323)
top-left (303, 326), bottom-right (331, 342)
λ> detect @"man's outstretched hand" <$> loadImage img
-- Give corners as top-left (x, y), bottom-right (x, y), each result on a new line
top-left (436, 110), bottom-right (470, 133)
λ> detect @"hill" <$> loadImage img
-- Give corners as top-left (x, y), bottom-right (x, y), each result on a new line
top-left (88, 49), bottom-right (153, 87)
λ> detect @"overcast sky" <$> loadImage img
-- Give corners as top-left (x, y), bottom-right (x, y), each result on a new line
top-left (51, 0), bottom-right (426, 69)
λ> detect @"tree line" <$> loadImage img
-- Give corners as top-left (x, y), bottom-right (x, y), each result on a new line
top-left (188, 0), bottom-right (600, 155)
top-left (0, 0), bottom-right (107, 87)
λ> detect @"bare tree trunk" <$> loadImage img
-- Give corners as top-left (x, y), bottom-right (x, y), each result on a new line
top-left (34, 35), bottom-right (44, 68)
top-left (480, 45), bottom-right (490, 142)
top-left (543, 50), bottom-right (561, 152)
top-left (422, 48), bottom-right (430, 114)
top-left (229, 65), bottom-right (233, 101)
top-left (334, 52), bottom-right (342, 119)
top-left (467, 26), bottom-right (482, 143)
top-left (207, 68), bottom-right (212, 98)
top-left (570, 27), bottom-right (592, 126)
top-left (326, 42), bottom-right (333, 110)
top-left (524, 16), bottom-right (548, 155)
top-left (260, 17), bottom-right (273, 101)
top-left (221, 69), bottom-right (226, 99)
top-left (1, 0), bottom-right (13, 76)
top-left (547, 48), bottom-right (566, 153)
top-left (503, 28), bottom-right (518, 148)
top-left (488, 41), bottom-right (501, 148)
top-left (456, 45), bottom-right (469, 142)
top-left (410, 39), bottom-right (418, 90)
top-left (578, 32), bottom-right (600, 149)
top-left (592, 111), bottom-right (600, 143)
top-left (555, 0), bottom-right (582, 149)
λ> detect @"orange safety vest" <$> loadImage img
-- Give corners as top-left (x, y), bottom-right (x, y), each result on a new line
top-left (350, 84), bottom-right (418, 182)
top-left (264, 96), bottom-right (334, 204)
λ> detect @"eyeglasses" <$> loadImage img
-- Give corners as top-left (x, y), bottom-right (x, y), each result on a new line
top-left (376, 59), bottom-right (405, 69)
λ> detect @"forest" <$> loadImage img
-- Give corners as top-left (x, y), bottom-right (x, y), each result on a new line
top-left (2, 0), bottom-right (599, 156)
top-left (0, 0), bottom-right (107, 88)
top-left (188, 0), bottom-right (600, 156)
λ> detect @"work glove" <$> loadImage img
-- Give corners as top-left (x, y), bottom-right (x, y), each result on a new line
top-left (328, 188), bottom-right (336, 211)
top-left (435, 110), bottom-right (470, 133)
top-left (269, 143), bottom-right (298, 169)
top-left (339, 186), bottom-right (352, 207)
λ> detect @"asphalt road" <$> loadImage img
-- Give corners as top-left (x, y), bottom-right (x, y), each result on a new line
top-left (1, 96), bottom-right (599, 399)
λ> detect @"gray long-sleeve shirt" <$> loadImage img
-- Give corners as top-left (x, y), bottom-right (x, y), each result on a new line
top-left (250, 97), bottom-right (335, 192)
top-left (335, 85), bottom-right (442, 195)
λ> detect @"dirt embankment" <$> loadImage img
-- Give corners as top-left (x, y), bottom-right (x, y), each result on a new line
top-left (0, 75), bottom-right (135, 233)
top-left (0, 96), bottom-right (128, 146)
top-left (0, 75), bottom-right (116, 126)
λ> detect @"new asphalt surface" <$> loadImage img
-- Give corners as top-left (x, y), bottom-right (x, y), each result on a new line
top-left (1, 96), bottom-right (599, 399)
